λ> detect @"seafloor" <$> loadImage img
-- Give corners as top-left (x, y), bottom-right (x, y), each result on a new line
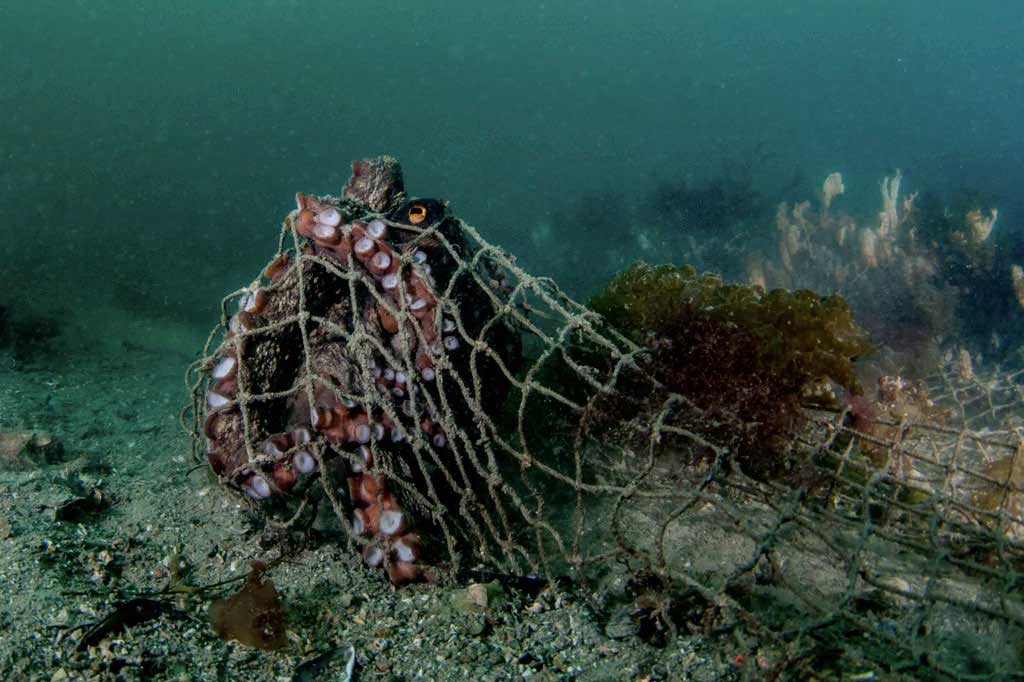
top-left (0, 301), bottom-right (733, 682)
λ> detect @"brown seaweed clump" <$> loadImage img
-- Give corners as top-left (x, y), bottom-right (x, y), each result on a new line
top-left (209, 561), bottom-right (287, 650)
top-left (589, 263), bottom-right (873, 486)
top-left (847, 374), bottom-right (950, 468)
top-left (972, 455), bottom-right (1024, 541)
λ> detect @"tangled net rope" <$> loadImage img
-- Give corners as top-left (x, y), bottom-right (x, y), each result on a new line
top-left (186, 157), bottom-right (1024, 679)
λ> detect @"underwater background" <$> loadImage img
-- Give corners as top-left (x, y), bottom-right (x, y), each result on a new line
top-left (2, 1), bottom-right (1024, 680)
top-left (2, 0), bottom-right (1022, 325)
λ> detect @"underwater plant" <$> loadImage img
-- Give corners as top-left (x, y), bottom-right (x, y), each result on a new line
top-left (589, 262), bottom-right (872, 486)
top-left (908, 189), bottom-right (1024, 353)
top-left (736, 171), bottom-right (1024, 367)
top-left (209, 561), bottom-right (287, 651)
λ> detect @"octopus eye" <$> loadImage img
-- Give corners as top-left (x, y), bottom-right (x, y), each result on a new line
top-left (407, 204), bottom-right (427, 224)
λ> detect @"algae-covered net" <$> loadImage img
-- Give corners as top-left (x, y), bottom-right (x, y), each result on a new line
top-left (185, 157), bottom-right (1023, 679)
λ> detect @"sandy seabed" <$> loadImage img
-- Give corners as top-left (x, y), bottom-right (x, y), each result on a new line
top-left (0, 302), bottom-right (730, 682)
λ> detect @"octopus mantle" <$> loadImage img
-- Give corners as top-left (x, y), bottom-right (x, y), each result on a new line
top-left (200, 157), bottom-right (520, 584)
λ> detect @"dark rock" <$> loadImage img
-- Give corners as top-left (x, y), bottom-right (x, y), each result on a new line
top-left (0, 431), bottom-right (67, 470)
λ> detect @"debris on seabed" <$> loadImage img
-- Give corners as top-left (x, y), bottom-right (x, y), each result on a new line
top-left (209, 560), bottom-right (288, 650)
top-left (293, 644), bottom-right (356, 682)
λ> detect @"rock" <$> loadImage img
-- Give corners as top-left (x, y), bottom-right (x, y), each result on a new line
top-left (0, 430), bottom-right (66, 470)
top-left (603, 608), bottom-right (639, 639)
top-left (449, 581), bottom-right (506, 614)
top-left (342, 156), bottom-right (405, 212)
top-left (52, 487), bottom-right (109, 523)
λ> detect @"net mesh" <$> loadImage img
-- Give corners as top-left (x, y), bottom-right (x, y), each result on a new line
top-left (185, 158), bottom-right (1024, 679)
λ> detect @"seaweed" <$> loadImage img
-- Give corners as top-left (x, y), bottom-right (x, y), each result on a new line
top-left (588, 263), bottom-right (872, 486)
top-left (208, 560), bottom-right (288, 651)
top-left (909, 189), bottom-right (1023, 354)
top-left (591, 263), bottom-right (871, 396)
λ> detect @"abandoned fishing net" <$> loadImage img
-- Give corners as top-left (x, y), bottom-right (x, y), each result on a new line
top-left (186, 157), bottom-right (1024, 679)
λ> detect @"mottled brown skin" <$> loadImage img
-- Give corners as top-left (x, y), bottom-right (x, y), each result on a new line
top-left (342, 156), bottom-right (406, 213)
top-left (200, 158), bottom-right (521, 584)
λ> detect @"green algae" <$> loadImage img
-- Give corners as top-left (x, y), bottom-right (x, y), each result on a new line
top-left (587, 262), bottom-right (873, 486)
top-left (590, 262), bottom-right (872, 399)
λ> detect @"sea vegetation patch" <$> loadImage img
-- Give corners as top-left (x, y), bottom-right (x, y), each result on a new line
top-left (589, 262), bottom-right (872, 486)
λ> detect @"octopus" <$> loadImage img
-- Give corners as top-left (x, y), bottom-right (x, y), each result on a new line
top-left (199, 156), bottom-right (521, 584)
